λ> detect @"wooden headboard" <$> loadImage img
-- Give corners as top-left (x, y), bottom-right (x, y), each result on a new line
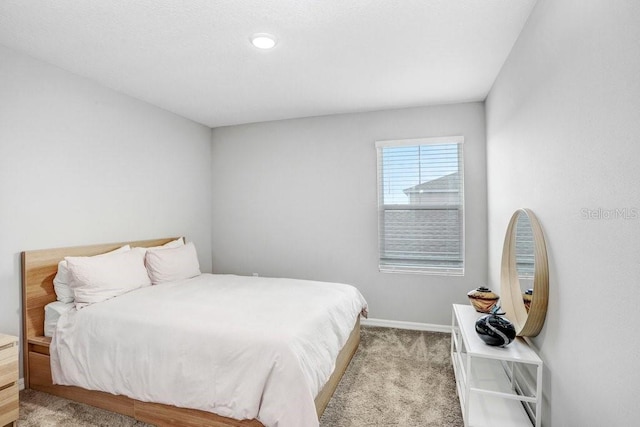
top-left (21, 237), bottom-right (178, 386)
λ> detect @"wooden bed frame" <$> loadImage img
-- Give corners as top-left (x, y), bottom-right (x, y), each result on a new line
top-left (22, 237), bottom-right (361, 427)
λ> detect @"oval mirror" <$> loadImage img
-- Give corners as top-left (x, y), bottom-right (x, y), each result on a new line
top-left (500, 209), bottom-right (549, 337)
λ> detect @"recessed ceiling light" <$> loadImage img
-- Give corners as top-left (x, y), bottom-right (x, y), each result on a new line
top-left (250, 33), bottom-right (277, 49)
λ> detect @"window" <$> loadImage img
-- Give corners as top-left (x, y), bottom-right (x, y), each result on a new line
top-left (376, 136), bottom-right (464, 275)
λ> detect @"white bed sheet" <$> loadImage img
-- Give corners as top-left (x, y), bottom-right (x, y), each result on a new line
top-left (50, 273), bottom-right (367, 427)
top-left (44, 301), bottom-right (74, 337)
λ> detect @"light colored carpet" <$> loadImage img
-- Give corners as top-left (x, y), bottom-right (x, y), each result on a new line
top-left (19, 327), bottom-right (463, 426)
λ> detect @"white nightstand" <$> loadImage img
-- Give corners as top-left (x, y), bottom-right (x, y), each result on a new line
top-left (0, 334), bottom-right (19, 427)
top-left (451, 304), bottom-right (543, 427)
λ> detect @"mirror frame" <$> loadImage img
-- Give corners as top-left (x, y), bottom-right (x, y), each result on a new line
top-left (500, 209), bottom-right (549, 337)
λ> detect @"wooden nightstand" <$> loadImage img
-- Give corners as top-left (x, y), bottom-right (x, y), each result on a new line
top-left (0, 334), bottom-right (19, 427)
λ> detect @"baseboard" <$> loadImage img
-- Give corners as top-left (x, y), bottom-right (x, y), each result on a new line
top-left (19, 377), bottom-right (25, 390)
top-left (361, 317), bottom-right (451, 333)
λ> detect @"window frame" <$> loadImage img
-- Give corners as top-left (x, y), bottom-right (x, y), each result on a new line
top-left (376, 136), bottom-right (465, 276)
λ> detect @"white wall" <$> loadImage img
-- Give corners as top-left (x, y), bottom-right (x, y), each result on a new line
top-left (486, 0), bottom-right (640, 425)
top-left (211, 103), bottom-right (487, 326)
top-left (0, 45), bottom-right (213, 373)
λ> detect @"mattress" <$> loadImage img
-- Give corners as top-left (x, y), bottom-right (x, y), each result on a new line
top-left (44, 301), bottom-right (74, 337)
top-left (50, 273), bottom-right (367, 427)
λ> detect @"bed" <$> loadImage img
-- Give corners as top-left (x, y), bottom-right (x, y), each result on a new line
top-left (22, 238), bottom-right (365, 427)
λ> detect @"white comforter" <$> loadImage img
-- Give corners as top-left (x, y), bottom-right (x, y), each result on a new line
top-left (50, 274), bottom-right (367, 427)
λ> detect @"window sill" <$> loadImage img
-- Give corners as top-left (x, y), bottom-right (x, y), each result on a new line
top-left (379, 266), bottom-right (465, 277)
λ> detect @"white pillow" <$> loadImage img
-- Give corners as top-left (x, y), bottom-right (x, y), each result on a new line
top-left (145, 241), bottom-right (201, 285)
top-left (44, 301), bottom-right (75, 337)
top-left (53, 245), bottom-right (131, 303)
top-left (66, 247), bottom-right (151, 309)
top-left (135, 237), bottom-right (184, 254)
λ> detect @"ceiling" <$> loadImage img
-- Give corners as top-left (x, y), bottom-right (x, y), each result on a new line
top-left (0, 0), bottom-right (536, 128)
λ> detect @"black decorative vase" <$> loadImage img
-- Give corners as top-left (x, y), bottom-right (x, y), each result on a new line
top-left (475, 313), bottom-right (516, 347)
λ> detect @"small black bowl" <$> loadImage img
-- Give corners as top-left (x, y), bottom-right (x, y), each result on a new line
top-left (475, 314), bottom-right (516, 347)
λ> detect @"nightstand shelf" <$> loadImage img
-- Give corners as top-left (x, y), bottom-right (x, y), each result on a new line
top-left (451, 304), bottom-right (543, 427)
top-left (0, 334), bottom-right (19, 427)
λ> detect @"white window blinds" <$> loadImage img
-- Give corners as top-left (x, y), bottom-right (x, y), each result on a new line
top-left (376, 137), bottom-right (464, 275)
